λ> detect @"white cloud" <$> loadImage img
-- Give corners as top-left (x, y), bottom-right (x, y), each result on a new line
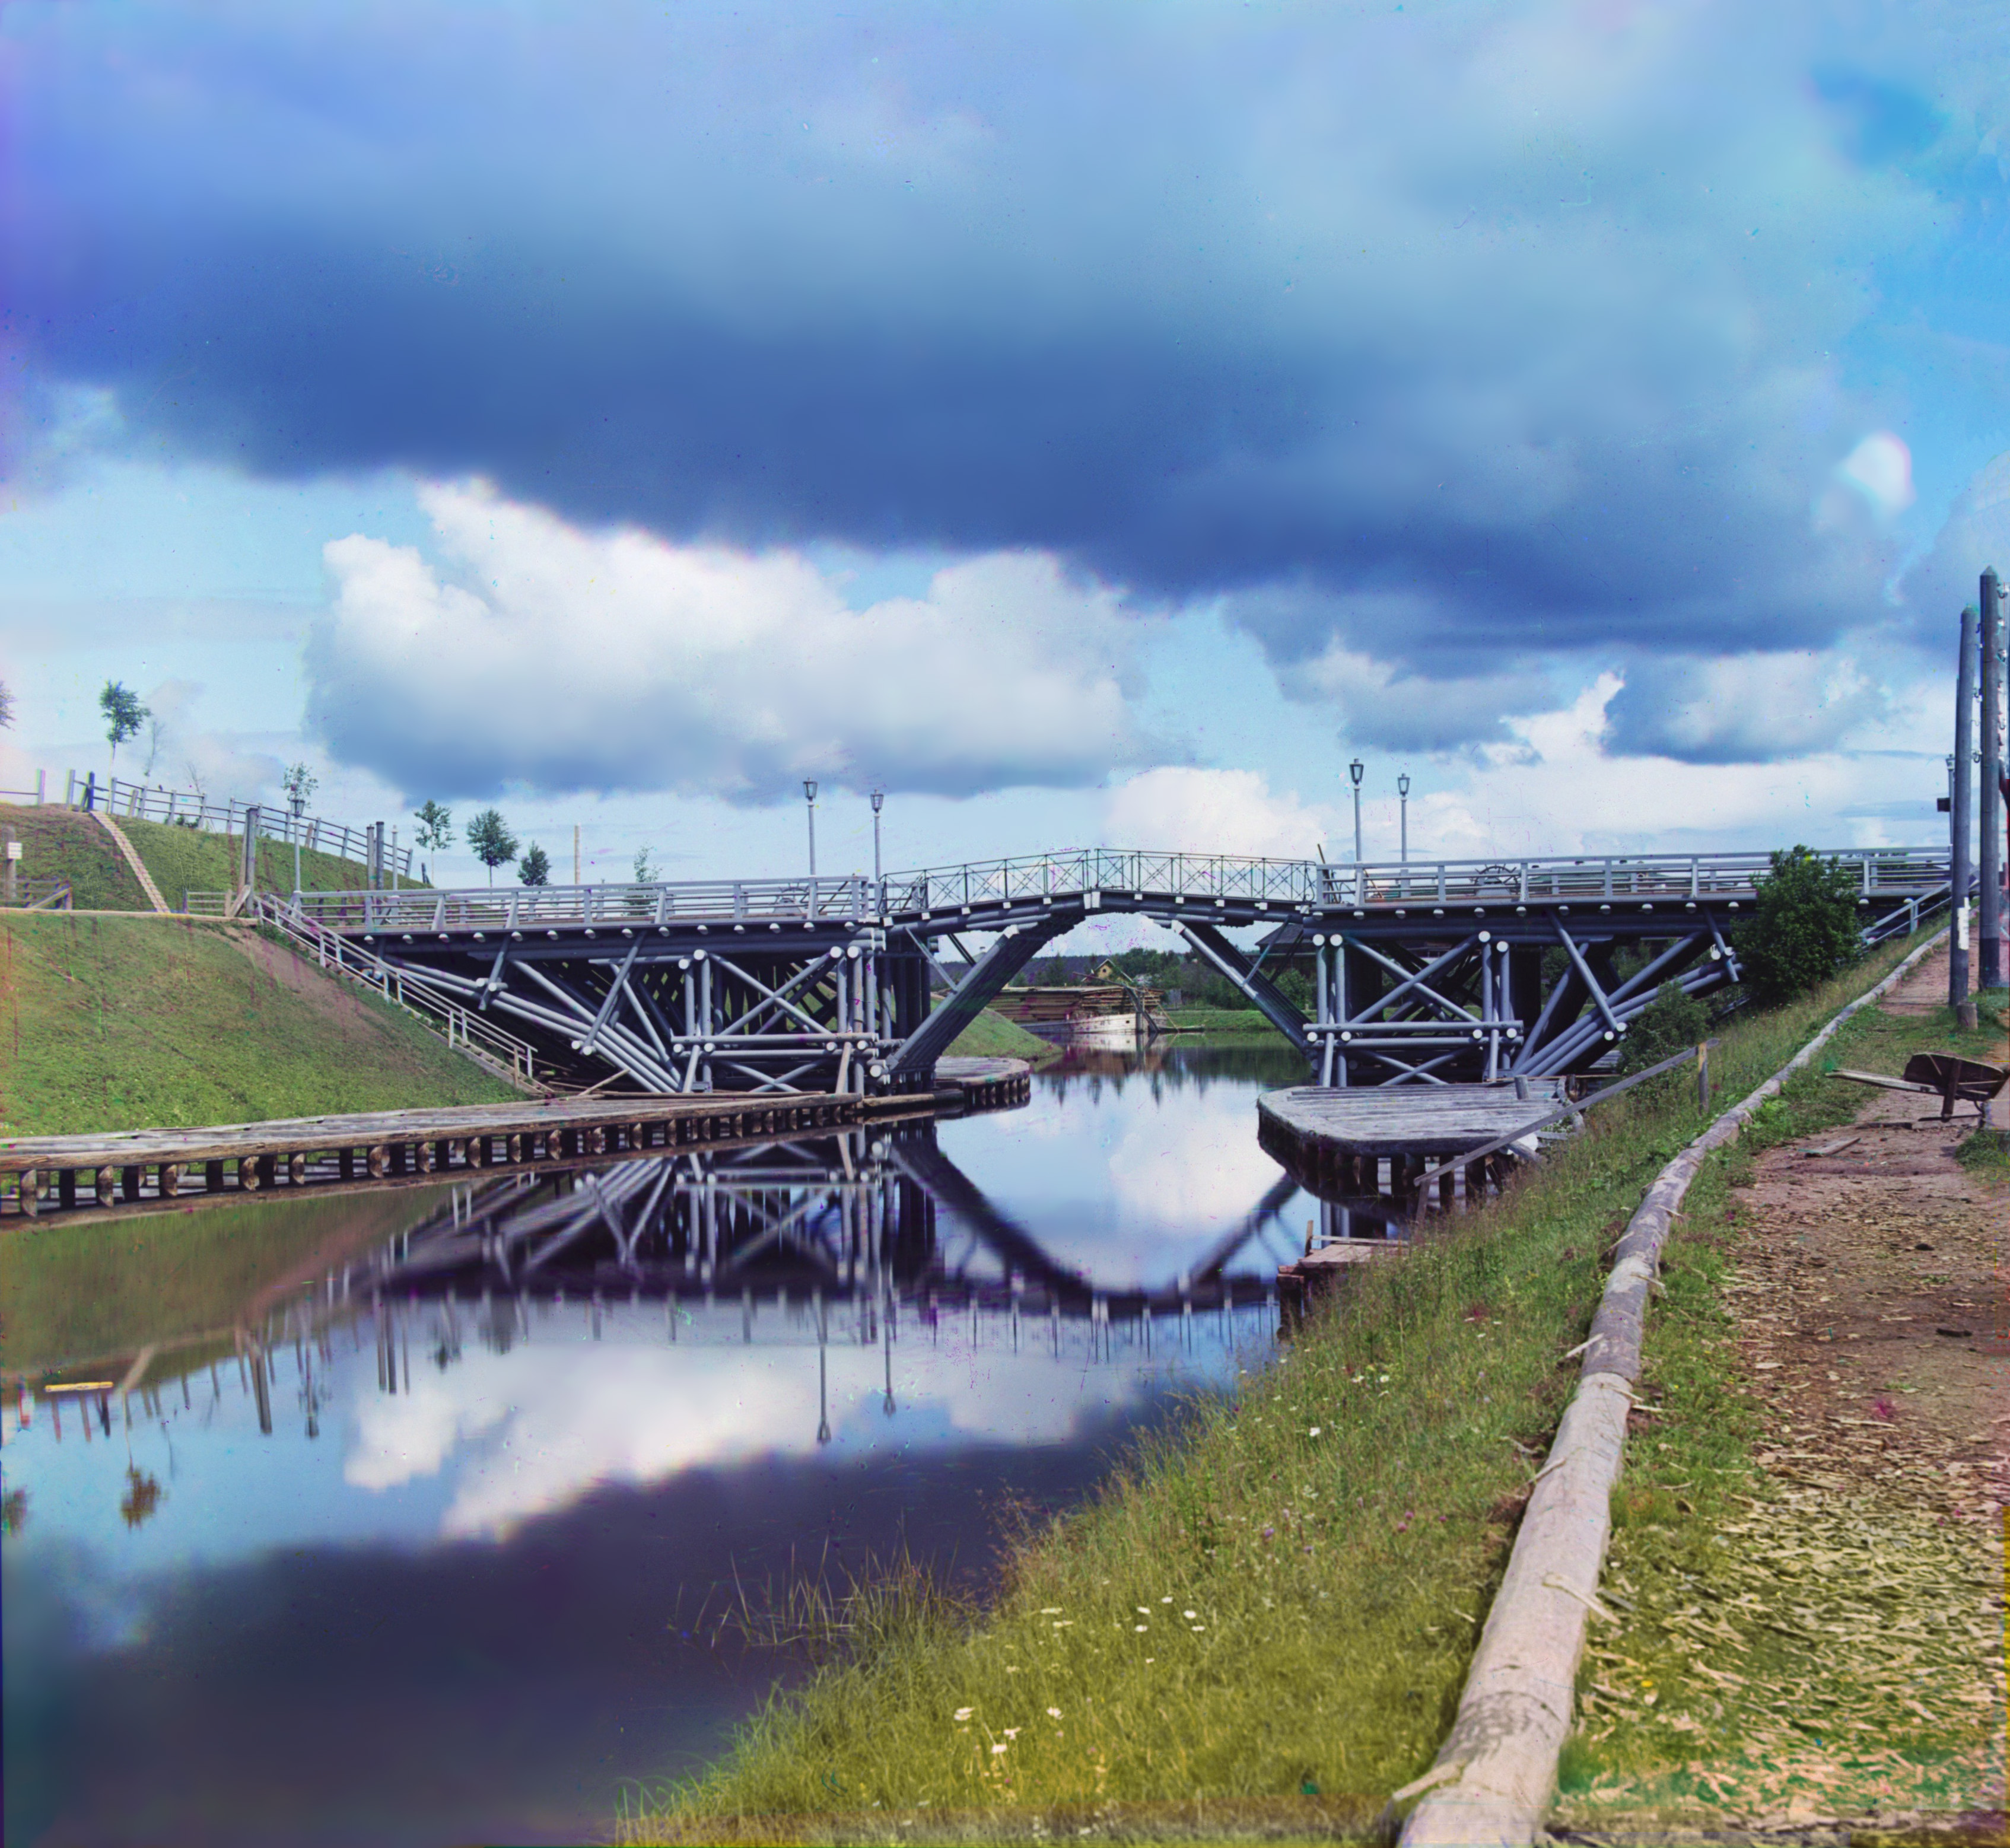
top-left (1102, 766), bottom-right (1333, 858)
top-left (310, 479), bottom-right (1156, 803)
top-left (343, 1314), bottom-right (1172, 1541)
top-left (1898, 449), bottom-right (2010, 643)
top-left (1602, 650), bottom-right (1889, 763)
top-left (1402, 672), bottom-right (1941, 860)
top-left (1836, 432), bottom-right (1916, 518)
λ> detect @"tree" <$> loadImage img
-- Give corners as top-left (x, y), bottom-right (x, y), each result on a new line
top-left (0, 680), bottom-right (16, 729)
top-left (466, 807), bottom-right (519, 885)
top-left (1734, 846), bottom-right (1862, 1008)
top-left (1619, 980), bottom-right (1710, 1074)
top-left (412, 799), bottom-right (454, 853)
top-left (281, 762), bottom-right (319, 810)
top-left (99, 680), bottom-right (148, 772)
top-left (632, 845), bottom-right (656, 883)
top-left (519, 842), bottom-right (552, 886)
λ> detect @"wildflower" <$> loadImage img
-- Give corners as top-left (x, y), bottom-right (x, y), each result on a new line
top-left (1136, 1606), bottom-right (1151, 1614)
top-left (991, 1742), bottom-right (1010, 1755)
top-left (1309, 1426), bottom-right (1321, 1437)
top-left (1192, 1624), bottom-right (1206, 1631)
top-left (1047, 1707), bottom-right (1063, 1719)
top-left (1159, 1595), bottom-right (1172, 1603)
top-left (954, 1707), bottom-right (975, 1721)
top-left (1183, 1610), bottom-right (1197, 1619)
top-left (1038, 1608), bottom-right (1063, 1615)
top-left (1003, 1728), bottom-right (1021, 1740)
top-left (1134, 1624), bottom-right (1147, 1632)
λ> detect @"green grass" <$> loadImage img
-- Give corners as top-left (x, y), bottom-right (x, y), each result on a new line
top-left (0, 804), bottom-right (411, 914)
top-left (1554, 958), bottom-right (2005, 1821)
top-left (116, 813), bottom-right (396, 907)
top-left (0, 911), bottom-right (515, 1136)
top-left (0, 806), bottom-right (154, 909)
top-left (951, 1012), bottom-right (1065, 1061)
top-left (0, 1184), bottom-right (451, 1378)
top-left (618, 935), bottom-right (1938, 1845)
top-left (1164, 1006), bottom-right (1286, 1036)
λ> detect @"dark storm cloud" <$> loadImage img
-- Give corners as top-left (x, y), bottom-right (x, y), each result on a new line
top-left (7, 0), bottom-right (1950, 737)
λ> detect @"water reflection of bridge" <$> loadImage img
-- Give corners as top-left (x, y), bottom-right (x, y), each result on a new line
top-left (342, 1124), bottom-right (1353, 1321)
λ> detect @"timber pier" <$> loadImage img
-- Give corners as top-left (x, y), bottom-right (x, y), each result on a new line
top-left (0, 1057), bottom-right (1030, 1222)
top-left (1259, 1082), bottom-right (1565, 1210)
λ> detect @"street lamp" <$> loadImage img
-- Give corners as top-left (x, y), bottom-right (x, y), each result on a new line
top-left (1349, 758), bottom-right (1365, 866)
top-left (1397, 771), bottom-right (1411, 866)
top-left (803, 778), bottom-right (818, 879)
top-left (870, 787), bottom-right (885, 885)
top-left (290, 787), bottom-right (306, 896)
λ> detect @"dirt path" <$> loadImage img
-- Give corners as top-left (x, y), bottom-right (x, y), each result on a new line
top-left (1731, 939), bottom-right (2007, 1521)
top-left (1554, 942), bottom-right (2008, 1843)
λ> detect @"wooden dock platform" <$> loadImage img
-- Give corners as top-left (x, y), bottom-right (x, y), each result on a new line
top-left (1258, 1082), bottom-right (1564, 1206)
top-left (0, 1060), bottom-right (1031, 1222)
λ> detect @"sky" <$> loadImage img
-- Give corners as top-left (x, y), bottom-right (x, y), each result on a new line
top-left (2, 0), bottom-right (2006, 901)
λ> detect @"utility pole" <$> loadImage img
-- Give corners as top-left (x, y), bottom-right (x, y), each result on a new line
top-left (1397, 772), bottom-right (1410, 864)
top-left (1952, 607), bottom-right (1976, 1014)
top-left (803, 779), bottom-right (818, 877)
top-left (870, 787), bottom-right (884, 885)
top-left (1349, 757), bottom-right (1365, 866)
top-left (1981, 567), bottom-right (2005, 988)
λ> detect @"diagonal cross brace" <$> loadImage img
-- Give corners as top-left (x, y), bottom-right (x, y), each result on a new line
top-left (889, 914), bottom-right (1071, 1073)
top-left (1175, 920), bottom-right (1309, 1054)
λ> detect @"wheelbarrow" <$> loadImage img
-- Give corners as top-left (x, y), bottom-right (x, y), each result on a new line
top-left (1832, 1054), bottom-right (2008, 1123)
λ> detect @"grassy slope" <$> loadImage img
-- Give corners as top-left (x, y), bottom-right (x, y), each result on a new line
top-left (0, 1184), bottom-right (452, 1378)
top-left (0, 912), bottom-right (514, 1137)
top-left (0, 804), bottom-right (415, 914)
top-left (0, 806), bottom-right (152, 910)
top-left (619, 934), bottom-right (1933, 1844)
top-left (949, 1012), bottom-right (1063, 1061)
top-left (117, 813), bottom-right (399, 906)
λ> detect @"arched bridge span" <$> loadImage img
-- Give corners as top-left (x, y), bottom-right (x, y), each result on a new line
top-left (284, 844), bottom-right (1952, 1095)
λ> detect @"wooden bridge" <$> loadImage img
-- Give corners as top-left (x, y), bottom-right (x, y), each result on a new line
top-left (272, 843), bottom-right (1951, 1096)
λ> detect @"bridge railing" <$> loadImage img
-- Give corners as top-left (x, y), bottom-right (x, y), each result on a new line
top-left (288, 844), bottom-right (1952, 932)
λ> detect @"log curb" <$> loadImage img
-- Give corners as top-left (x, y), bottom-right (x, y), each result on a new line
top-left (1395, 926), bottom-right (1951, 1848)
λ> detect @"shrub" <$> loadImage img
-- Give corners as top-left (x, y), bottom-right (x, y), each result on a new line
top-left (1618, 979), bottom-right (1710, 1074)
top-left (1733, 845), bottom-right (1861, 1008)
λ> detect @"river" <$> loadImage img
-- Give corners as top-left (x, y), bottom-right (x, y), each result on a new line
top-left (3, 1039), bottom-right (1388, 1847)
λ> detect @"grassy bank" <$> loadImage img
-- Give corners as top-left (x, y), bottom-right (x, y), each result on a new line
top-left (619, 934), bottom-right (1936, 1844)
top-left (0, 911), bottom-right (514, 1137)
top-left (0, 1183), bottom-right (451, 1378)
top-left (953, 1012), bottom-right (1065, 1061)
top-left (1165, 1005), bottom-right (1284, 1036)
top-left (0, 804), bottom-right (398, 914)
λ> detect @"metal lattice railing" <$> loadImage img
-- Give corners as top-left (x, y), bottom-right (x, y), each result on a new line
top-left (286, 844), bottom-right (1952, 933)
top-left (252, 895), bottom-right (542, 1087)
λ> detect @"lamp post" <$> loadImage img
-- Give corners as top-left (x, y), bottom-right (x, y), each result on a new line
top-left (1397, 772), bottom-right (1411, 865)
top-left (803, 778), bottom-right (818, 880)
top-left (870, 787), bottom-right (884, 884)
top-left (290, 790), bottom-right (306, 896)
top-left (1349, 758), bottom-right (1365, 867)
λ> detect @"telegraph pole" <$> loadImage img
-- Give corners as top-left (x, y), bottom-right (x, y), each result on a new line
top-left (1952, 607), bottom-right (1975, 1013)
top-left (1981, 567), bottom-right (2005, 989)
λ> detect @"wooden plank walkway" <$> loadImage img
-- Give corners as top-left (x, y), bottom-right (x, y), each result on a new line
top-left (1258, 1082), bottom-right (1564, 1206)
top-left (1, 1060), bottom-right (1031, 1220)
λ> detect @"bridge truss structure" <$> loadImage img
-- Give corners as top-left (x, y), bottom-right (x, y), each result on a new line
top-left (290, 844), bottom-right (1951, 1095)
